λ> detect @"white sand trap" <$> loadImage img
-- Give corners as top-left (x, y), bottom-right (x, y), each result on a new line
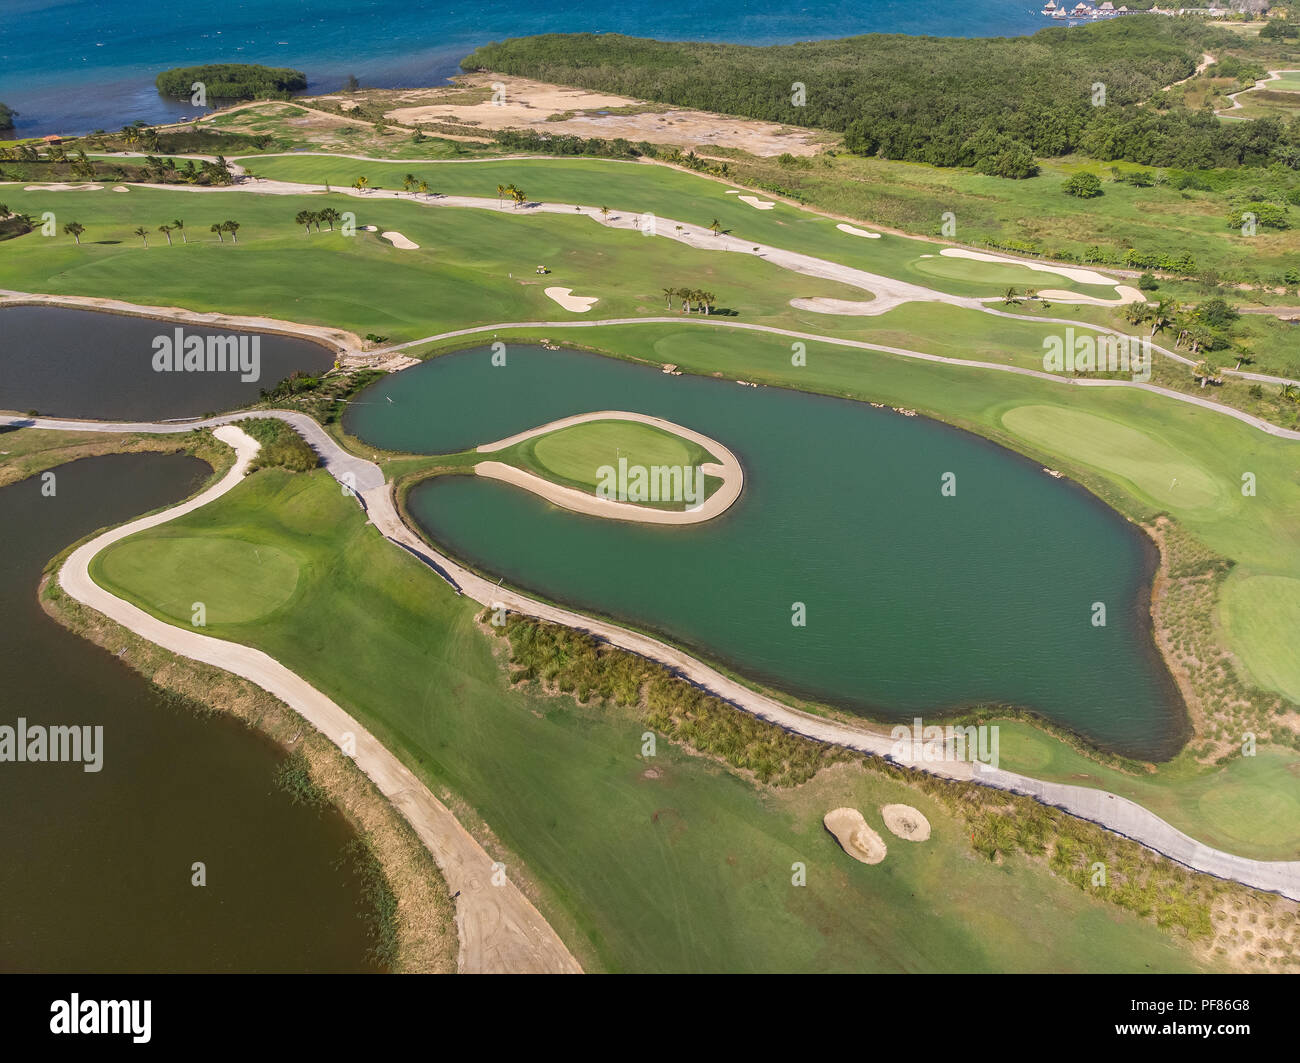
top-left (1036, 285), bottom-right (1146, 306)
top-left (836, 222), bottom-right (881, 239)
top-left (725, 189), bottom-right (742, 194)
top-left (380, 230), bottom-right (419, 249)
top-left (112, 185), bottom-right (129, 192)
top-left (939, 247), bottom-right (1113, 287)
top-left (737, 195), bottom-right (775, 210)
top-left (881, 804), bottom-right (932, 842)
top-left (361, 224), bottom-right (378, 231)
top-left (823, 808), bottom-right (887, 865)
top-left (24, 182), bottom-right (103, 191)
top-left (790, 297), bottom-right (879, 316)
top-left (544, 286), bottom-right (599, 313)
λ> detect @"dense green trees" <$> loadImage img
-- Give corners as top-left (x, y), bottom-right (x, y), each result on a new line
top-left (155, 63), bottom-right (306, 101)
top-left (464, 22), bottom-right (1298, 175)
top-left (1063, 172), bottom-right (1103, 198)
top-left (0, 102), bottom-right (15, 130)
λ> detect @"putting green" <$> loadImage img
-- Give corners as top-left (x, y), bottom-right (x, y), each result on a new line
top-left (530, 420), bottom-right (701, 489)
top-left (912, 255), bottom-right (1090, 291)
top-left (95, 535), bottom-right (301, 624)
top-left (1218, 573), bottom-right (1300, 702)
top-left (1000, 405), bottom-right (1226, 513)
top-left (1198, 780), bottom-right (1300, 849)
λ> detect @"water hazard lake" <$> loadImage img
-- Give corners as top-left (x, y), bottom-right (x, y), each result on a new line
top-left (347, 344), bottom-right (1187, 760)
top-left (0, 306), bottom-right (335, 421)
top-left (0, 450), bottom-right (379, 971)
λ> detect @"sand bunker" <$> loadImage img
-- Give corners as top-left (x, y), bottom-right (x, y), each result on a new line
top-left (737, 195), bottom-right (775, 210)
top-left (939, 247), bottom-right (1113, 287)
top-left (380, 230), bottom-right (419, 249)
top-left (544, 286), bottom-right (599, 312)
top-left (823, 808), bottom-right (887, 865)
top-left (836, 223), bottom-right (881, 239)
top-left (23, 182), bottom-right (103, 191)
top-left (112, 185), bottom-right (129, 192)
top-left (880, 804), bottom-right (932, 842)
top-left (790, 297), bottom-right (880, 316)
top-left (1036, 285), bottom-right (1146, 306)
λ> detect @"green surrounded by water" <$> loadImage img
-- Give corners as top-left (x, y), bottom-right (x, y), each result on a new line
top-left (347, 344), bottom-right (1186, 760)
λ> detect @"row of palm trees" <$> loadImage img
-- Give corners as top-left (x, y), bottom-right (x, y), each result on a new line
top-left (662, 286), bottom-right (717, 314)
top-left (496, 183), bottom-right (527, 209)
top-left (1124, 299), bottom-right (1225, 359)
top-left (57, 218), bottom-right (239, 246)
top-left (294, 208), bottom-right (343, 233)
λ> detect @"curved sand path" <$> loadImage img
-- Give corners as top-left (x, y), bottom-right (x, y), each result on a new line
top-left (56, 423), bottom-right (580, 975)
top-left (11, 407), bottom-right (1300, 901)
top-left (1216, 68), bottom-right (1294, 118)
top-left (474, 410), bottom-right (743, 525)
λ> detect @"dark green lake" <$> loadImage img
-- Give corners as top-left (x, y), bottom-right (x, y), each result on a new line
top-left (347, 345), bottom-right (1187, 760)
top-left (0, 306), bottom-right (334, 421)
top-left (0, 450), bottom-right (380, 972)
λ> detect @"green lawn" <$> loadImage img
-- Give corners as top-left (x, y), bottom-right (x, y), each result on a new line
top-left (993, 721), bottom-right (1300, 860)
top-left (89, 467), bottom-right (1210, 972)
top-left (0, 185), bottom-right (877, 344)
top-left (237, 154), bottom-right (1109, 297)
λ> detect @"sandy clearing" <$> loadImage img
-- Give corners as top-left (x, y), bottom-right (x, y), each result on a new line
top-left (836, 223), bottom-right (881, 239)
top-left (23, 182), bottom-right (103, 191)
top-left (737, 195), bottom-right (775, 210)
top-left (475, 410), bottom-right (743, 525)
top-left (544, 286), bottom-right (598, 312)
top-left (380, 230), bottom-right (419, 249)
top-left (789, 297), bottom-right (882, 316)
top-left (823, 808), bottom-right (887, 864)
top-left (881, 804), bottom-right (932, 841)
top-left (939, 247), bottom-right (1114, 287)
top-left (380, 74), bottom-right (820, 157)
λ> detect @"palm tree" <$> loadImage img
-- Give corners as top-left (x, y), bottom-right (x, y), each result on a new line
top-left (295, 209), bottom-right (315, 234)
top-left (121, 126), bottom-right (138, 150)
top-left (1123, 301), bottom-right (1154, 334)
top-left (222, 220), bottom-right (240, 244)
top-left (210, 222), bottom-right (224, 243)
top-left (417, 180), bottom-right (429, 198)
top-left (709, 219), bottom-right (722, 237)
top-left (353, 176), bottom-right (368, 192)
top-left (63, 221), bottom-right (85, 245)
top-left (702, 291), bottom-right (716, 315)
top-left (1194, 360), bottom-right (1220, 388)
top-left (172, 218), bottom-right (186, 244)
top-left (496, 183), bottom-right (507, 207)
top-left (319, 207), bottom-right (340, 231)
top-left (402, 173), bottom-right (416, 195)
top-left (133, 226), bottom-right (149, 247)
top-left (511, 187), bottom-right (526, 210)
top-left (1280, 383), bottom-right (1299, 404)
top-left (1003, 287), bottom-right (1022, 306)
top-left (158, 224), bottom-right (173, 246)
top-left (1149, 299), bottom-right (1174, 337)
top-left (662, 287), bottom-right (675, 308)
top-left (600, 205), bottom-right (611, 223)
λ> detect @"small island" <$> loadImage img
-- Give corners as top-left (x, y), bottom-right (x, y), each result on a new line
top-left (473, 411), bottom-right (743, 524)
top-left (156, 63), bottom-right (308, 102)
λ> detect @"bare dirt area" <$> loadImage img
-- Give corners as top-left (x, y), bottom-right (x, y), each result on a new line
top-left (379, 74), bottom-right (824, 157)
